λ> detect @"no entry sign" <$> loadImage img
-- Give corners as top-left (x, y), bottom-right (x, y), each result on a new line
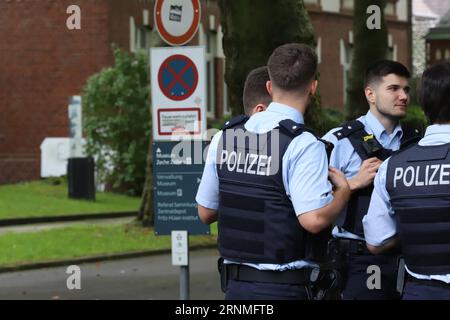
top-left (150, 46), bottom-right (206, 141)
top-left (154, 0), bottom-right (201, 46)
top-left (158, 54), bottom-right (198, 101)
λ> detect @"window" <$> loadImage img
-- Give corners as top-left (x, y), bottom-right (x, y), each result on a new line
top-left (436, 49), bottom-right (442, 61)
top-left (340, 38), bottom-right (353, 105)
top-left (342, 0), bottom-right (354, 10)
top-left (136, 27), bottom-right (151, 51)
top-left (199, 25), bottom-right (217, 118)
top-left (385, 1), bottom-right (396, 16)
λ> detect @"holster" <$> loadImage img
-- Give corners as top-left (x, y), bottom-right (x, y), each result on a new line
top-left (217, 257), bottom-right (227, 293)
top-left (308, 238), bottom-right (349, 300)
top-left (396, 256), bottom-right (406, 296)
top-left (309, 268), bottom-right (342, 300)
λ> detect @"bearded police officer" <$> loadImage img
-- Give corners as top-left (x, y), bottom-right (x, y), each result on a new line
top-left (322, 60), bottom-right (422, 299)
top-left (196, 43), bottom-right (350, 300)
top-left (363, 61), bottom-right (450, 299)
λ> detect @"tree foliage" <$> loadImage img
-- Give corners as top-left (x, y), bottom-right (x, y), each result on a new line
top-left (82, 46), bottom-right (151, 196)
top-left (346, 0), bottom-right (388, 119)
top-left (219, 0), bottom-right (321, 124)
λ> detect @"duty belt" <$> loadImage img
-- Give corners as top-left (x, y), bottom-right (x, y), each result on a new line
top-left (338, 238), bottom-right (370, 255)
top-left (225, 264), bottom-right (318, 285)
top-left (407, 274), bottom-right (450, 289)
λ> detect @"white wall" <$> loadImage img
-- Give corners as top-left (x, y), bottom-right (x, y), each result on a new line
top-left (321, 0), bottom-right (341, 13)
top-left (397, 0), bottom-right (409, 22)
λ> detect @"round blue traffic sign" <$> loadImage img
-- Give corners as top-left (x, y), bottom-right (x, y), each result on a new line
top-left (158, 54), bottom-right (198, 101)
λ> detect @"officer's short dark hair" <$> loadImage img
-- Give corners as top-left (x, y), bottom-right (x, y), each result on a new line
top-left (267, 43), bottom-right (317, 93)
top-left (243, 66), bottom-right (271, 116)
top-left (364, 60), bottom-right (410, 88)
top-left (418, 61), bottom-right (450, 124)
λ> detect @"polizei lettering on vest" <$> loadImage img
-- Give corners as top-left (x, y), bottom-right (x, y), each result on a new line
top-left (393, 164), bottom-right (450, 188)
top-left (219, 150), bottom-right (272, 176)
top-left (218, 128), bottom-right (281, 175)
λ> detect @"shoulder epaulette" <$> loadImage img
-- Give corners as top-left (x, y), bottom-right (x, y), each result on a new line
top-left (332, 120), bottom-right (365, 140)
top-left (400, 124), bottom-right (424, 149)
top-left (222, 115), bottom-right (249, 130)
top-left (279, 119), bottom-right (310, 137)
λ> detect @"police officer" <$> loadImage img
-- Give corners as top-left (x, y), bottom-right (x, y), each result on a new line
top-left (363, 61), bottom-right (450, 299)
top-left (322, 60), bottom-right (421, 299)
top-left (243, 66), bottom-right (271, 116)
top-left (196, 43), bottom-right (350, 300)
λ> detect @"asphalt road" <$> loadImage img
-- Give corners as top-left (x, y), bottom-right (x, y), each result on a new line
top-left (0, 248), bottom-right (224, 300)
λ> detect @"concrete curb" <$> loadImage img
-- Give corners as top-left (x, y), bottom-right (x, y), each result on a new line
top-left (0, 211), bottom-right (137, 227)
top-left (0, 244), bottom-right (217, 274)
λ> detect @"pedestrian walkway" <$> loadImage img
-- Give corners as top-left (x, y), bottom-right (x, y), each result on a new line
top-left (0, 248), bottom-right (224, 300)
top-left (0, 216), bottom-right (135, 235)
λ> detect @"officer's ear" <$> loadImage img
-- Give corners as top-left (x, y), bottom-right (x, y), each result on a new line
top-left (252, 104), bottom-right (266, 114)
top-left (365, 86), bottom-right (376, 105)
top-left (266, 80), bottom-right (272, 96)
top-left (309, 80), bottom-right (318, 96)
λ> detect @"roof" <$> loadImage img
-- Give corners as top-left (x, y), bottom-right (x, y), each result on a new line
top-left (425, 8), bottom-right (450, 40)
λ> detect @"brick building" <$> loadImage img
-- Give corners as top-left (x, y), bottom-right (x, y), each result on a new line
top-left (425, 9), bottom-right (450, 66)
top-left (412, 0), bottom-right (450, 75)
top-left (0, 0), bottom-right (411, 184)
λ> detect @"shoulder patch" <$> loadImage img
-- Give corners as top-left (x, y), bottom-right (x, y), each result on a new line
top-left (400, 124), bottom-right (424, 148)
top-left (222, 115), bottom-right (249, 130)
top-left (278, 119), bottom-right (309, 137)
top-left (332, 120), bottom-right (365, 140)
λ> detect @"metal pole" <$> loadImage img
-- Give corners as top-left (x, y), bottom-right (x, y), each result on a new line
top-left (180, 265), bottom-right (190, 300)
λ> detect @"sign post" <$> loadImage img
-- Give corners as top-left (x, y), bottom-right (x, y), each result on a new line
top-left (152, 141), bottom-right (209, 235)
top-left (150, 46), bottom-right (206, 141)
top-left (151, 2), bottom-right (205, 298)
top-left (172, 230), bottom-right (189, 300)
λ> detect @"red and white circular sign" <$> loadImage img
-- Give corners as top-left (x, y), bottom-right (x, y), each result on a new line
top-left (154, 0), bottom-right (201, 46)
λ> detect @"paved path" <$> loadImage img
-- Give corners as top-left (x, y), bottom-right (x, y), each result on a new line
top-left (0, 217), bottom-right (135, 235)
top-left (0, 248), bottom-right (224, 300)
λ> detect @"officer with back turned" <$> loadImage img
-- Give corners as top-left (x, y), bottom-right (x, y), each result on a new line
top-left (363, 61), bottom-right (450, 299)
top-left (196, 43), bottom-right (350, 300)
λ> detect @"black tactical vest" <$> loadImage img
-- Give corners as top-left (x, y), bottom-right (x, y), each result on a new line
top-left (216, 116), bottom-right (326, 264)
top-left (333, 120), bottom-right (422, 236)
top-left (386, 142), bottom-right (450, 275)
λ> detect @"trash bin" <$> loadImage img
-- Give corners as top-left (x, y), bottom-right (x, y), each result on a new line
top-left (68, 157), bottom-right (95, 200)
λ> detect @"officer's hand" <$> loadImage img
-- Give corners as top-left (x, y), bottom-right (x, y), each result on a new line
top-left (328, 167), bottom-right (350, 192)
top-left (348, 157), bottom-right (382, 191)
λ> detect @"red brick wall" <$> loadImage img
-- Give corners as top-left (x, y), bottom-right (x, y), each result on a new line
top-left (0, 0), bottom-right (112, 184)
top-left (0, 0), bottom-right (156, 184)
top-left (108, 0), bottom-right (152, 51)
top-left (0, 0), bottom-right (411, 184)
top-left (310, 10), bottom-right (411, 110)
top-left (310, 10), bottom-right (351, 110)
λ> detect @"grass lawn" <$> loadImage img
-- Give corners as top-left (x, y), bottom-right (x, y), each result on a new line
top-left (0, 222), bottom-right (218, 267)
top-left (0, 180), bottom-right (140, 219)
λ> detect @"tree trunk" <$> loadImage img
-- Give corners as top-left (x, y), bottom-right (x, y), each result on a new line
top-left (346, 0), bottom-right (388, 119)
top-left (219, 0), bottom-right (320, 117)
top-left (137, 136), bottom-right (153, 226)
top-left (138, 31), bottom-right (166, 226)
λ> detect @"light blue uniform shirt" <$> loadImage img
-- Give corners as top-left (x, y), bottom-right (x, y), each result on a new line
top-left (196, 102), bottom-right (333, 270)
top-left (363, 124), bottom-right (450, 283)
top-left (322, 111), bottom-right (403, 241)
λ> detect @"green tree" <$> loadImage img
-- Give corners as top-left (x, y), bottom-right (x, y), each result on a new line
top-left (83, 46), bottom-right (151, 198)
top-left (219, 0), bottom-right (321, 126)
top-left (346, 0), bottom-right (388, 119)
